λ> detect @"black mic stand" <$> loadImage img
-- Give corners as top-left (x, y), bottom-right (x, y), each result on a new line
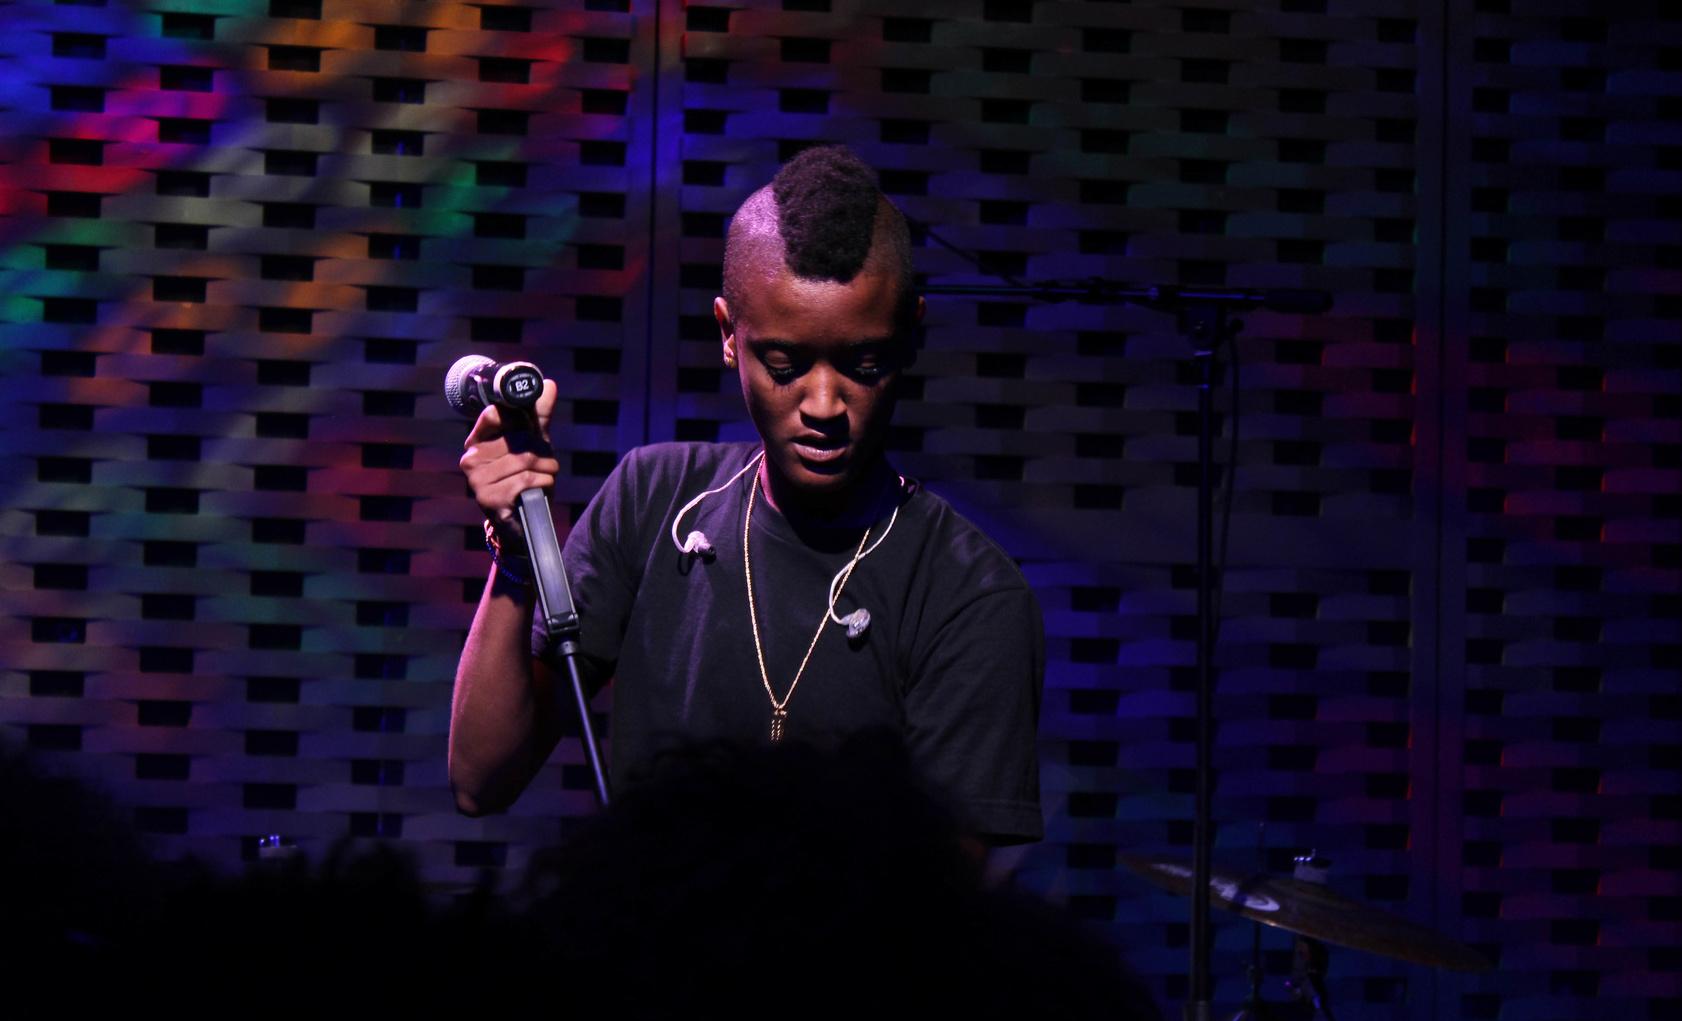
top-left (925, 278), bottom-right (1331, 1021)
top-left (1181, 296), bottom-right (1237, 1021)
top-left (509, 415), bottom-right (612, 809)
top-left (446, 355), bottom-right (611, 808)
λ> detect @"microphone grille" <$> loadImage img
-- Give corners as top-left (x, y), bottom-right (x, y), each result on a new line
top-left (444, 354), bottom-right (495, 415)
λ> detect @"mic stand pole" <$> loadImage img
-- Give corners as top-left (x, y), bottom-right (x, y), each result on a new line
top-left (512, 439), bottom-right (611, 808)
top-left (1179, 298), bottom-right (1238, 1021)
top-left (925, 278), bottom-right (1330, 1020)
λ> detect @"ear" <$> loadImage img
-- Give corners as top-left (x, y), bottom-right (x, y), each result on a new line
top-left (714, 296), bottom-right (737, 367)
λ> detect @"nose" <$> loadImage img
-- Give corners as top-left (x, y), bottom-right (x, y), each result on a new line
top-left (799, 363), bottom-right (847, 425)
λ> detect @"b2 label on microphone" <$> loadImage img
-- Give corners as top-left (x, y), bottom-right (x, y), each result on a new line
top-left (506, 373), bottom-right (538, 400)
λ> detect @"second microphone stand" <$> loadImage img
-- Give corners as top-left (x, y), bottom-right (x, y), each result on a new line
top-left (925, 278), bottom-right (1329, 1021)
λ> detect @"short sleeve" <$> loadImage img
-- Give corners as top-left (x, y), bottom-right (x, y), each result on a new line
top-left (903, 585), bottom-right (1044, 844)
top-left (531, 448), bottom-right (645, 693)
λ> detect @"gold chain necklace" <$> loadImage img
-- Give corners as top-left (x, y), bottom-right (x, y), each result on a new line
top-left (743, 467), bottom-right (870, 742)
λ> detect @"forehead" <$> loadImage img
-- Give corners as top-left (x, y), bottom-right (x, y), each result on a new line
top-left (735, 260), bottom-right (904, 345)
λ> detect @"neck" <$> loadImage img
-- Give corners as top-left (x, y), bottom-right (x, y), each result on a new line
top-left (758, 455), bottom-right (898, 529)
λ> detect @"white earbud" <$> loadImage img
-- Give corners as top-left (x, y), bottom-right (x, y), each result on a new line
top-left (670, 452), bottom-right (765, 559)
top-left (825, 488), bottom-right (905, 641)
top-left (674, 452), bottom-right (907, 647)
top-left (841, 608), bottom-right (871, 640)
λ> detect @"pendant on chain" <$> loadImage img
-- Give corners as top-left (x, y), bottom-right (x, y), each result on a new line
top-left (770, 707), bottom-right (787, 743)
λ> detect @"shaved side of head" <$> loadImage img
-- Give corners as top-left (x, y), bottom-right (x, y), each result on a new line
top-left (721, 146), bottom-right (915, 329)
top-left (721, 186), bottom-right (783, 321)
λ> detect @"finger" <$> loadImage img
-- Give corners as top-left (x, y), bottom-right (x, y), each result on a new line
top-left (463, 451), bottom-right (560, 482)
top-left (500, 470), bottom-right (557, 495)
top-left (460, 435), bottom-right (535, 474)
top-left (533, 378), bottom-right (558, 436)
top-left (474, 471), bottom-right (559, 521)
top-left (491, 403), bottom-right (553, 457)
top-left (463, 402), bottom-right (505, 450)
top-left (459, 438), bottom-right (501, 472)
top-left (466, 460), bottom-right (558, 507)
top-left (465, 459), bottom-right (547, 496)
top-left (506, 454), bottom-right (560, 476)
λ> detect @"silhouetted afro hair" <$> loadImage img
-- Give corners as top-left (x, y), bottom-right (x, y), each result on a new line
top-left (771, 145), bottom-right (883, 283)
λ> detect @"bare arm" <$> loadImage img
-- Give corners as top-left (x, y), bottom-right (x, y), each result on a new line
top-left (447, 381), bottom-right (566, 816)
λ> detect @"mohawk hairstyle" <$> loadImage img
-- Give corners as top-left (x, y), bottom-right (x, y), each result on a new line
top-left (771, 145), bottom-right (883, 283)
top-left (721, 145), bottom-right (916, 328)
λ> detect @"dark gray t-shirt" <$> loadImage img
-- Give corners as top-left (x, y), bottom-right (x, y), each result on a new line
top-left (536, 441), bottom-right (1043, 843)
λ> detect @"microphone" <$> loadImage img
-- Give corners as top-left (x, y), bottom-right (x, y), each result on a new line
top-left (440, 354), bottom-right (562, 608)
top-left (442, 350), bottom-right (569, 627)
top-left (444, 352), bottom-right (612, 806)
top-left (444, 354), bottom-right (544, 418)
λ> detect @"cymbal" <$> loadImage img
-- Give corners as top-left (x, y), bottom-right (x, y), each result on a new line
top-left (1120, 855), bottom-right (1490, 972)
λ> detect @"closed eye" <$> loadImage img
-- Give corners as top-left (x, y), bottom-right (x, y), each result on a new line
top-left (847, 345), bottom-right (895, 381)
top-left (749, 340), bottom-right (897, 383)
top-left (757, 344), bottom-right (805, 383)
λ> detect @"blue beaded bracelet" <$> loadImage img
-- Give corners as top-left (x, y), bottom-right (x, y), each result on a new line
top-left (483, 519), bottom-right (532, 587)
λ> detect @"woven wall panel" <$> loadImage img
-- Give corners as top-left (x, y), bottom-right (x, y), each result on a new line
top-left (2, 0), bottom-right (655, 887)
top-left (1452, 3), bottom-right (1682, 1018)
top-left (4, 1), bottom-right (1679, 1017)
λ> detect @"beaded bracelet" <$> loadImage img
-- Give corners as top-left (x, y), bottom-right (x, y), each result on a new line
top-left (482, 519), bottom-right (532, 587)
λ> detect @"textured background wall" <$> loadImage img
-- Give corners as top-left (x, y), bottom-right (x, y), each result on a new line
top-left (2, 1), bottom-right (1677, 1018)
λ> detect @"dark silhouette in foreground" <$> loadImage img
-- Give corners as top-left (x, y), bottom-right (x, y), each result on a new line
top-left (522, 732), bottom-right (1159, 1019)
top-left (3, 738), bottom-right (1158, 1018)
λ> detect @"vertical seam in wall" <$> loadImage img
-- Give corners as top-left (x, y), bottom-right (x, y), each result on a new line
top-left (1408, 1), bottom-right (1458, 1016)
top-left (1439, 0), bottom-right (1453, 852)
top-left (1437, 6), bottom-right (1474, 1012)
top-left (639, 0), bottom-right (664, 448)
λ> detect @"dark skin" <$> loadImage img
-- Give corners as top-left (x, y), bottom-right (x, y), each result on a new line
top-left (449, 252), bottom-right (931, 819)
top-left (716, 262), bottom-right (1009, 863)
top-left (451, 381), bottom-right (565, 815)
top-left (714, 259), bottom-right (925, 526)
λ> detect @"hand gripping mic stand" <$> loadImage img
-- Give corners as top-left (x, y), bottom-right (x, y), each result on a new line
top-left (446, 355), bottom-right (611, 808)
top-left (923, 279), bottom-right (1332, 1021)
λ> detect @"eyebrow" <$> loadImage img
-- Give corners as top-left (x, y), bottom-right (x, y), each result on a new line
top-left (746, 336), bottom-right (899, 350)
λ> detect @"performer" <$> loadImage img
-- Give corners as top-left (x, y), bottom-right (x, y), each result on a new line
top-left (450, 146), bottom-right (1043, 843)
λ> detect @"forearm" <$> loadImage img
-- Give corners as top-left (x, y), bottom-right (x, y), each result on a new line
top-left (448, 564), bottom-right (559, 815)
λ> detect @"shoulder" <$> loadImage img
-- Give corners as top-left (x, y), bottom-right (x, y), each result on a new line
top-left (569, 442), bottom-right (761, 573)
top-left (600, 441), bottom-right (761, 502)
top-left (898, 484), bottom-right (1035, 601)
top-left (617, 441), bottom-right (760, 487)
